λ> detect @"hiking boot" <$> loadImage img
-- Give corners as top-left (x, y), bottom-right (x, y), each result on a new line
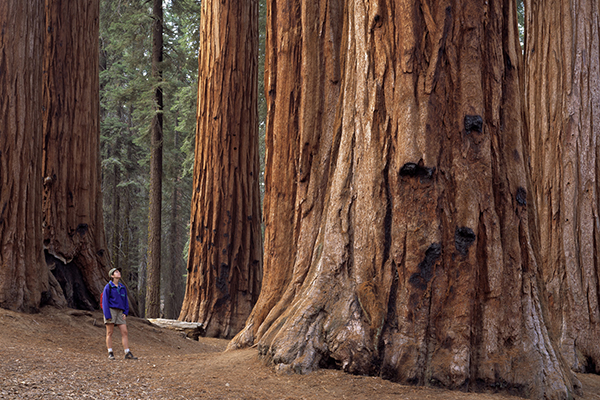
top-left (124, 351), bottom-right (138, 360)
top-left (108, 351), bottom-right (115, 361)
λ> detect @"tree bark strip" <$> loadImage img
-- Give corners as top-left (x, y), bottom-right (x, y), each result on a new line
top-left (179, 0), bottom-right (262, 339)
top-left (42, 0), bottom-right (110, 310)
top-left (525, 0), bottom-right (600, 373)
top-left (0, 0), bottom-right (48, 312)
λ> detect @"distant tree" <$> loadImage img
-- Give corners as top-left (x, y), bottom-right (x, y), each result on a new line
top-left (525, 0), bottom-right (600, 373)
top-left (0, 0), bottom-right (49, 312)
top-left (229, 0), bottom-right (578, 398)
top-left (42, 0), bottom-right (110, 310)
top-left (145, 0), bottom-right (164, 318)
top-left (161, 0), bottom-right (201, 319)
top-left (100, 0), bottom-right (154, 314)
top-left (179, 0), bottom-right (262, 338)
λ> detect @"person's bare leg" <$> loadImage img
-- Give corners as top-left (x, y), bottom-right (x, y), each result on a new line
top-left (117, 323), bottom-right (129, 350)
top-left (106, 323), bottom-right (114, 350)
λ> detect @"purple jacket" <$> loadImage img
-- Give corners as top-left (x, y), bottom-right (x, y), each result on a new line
top-left (102, 281), bottom-right (129, 320)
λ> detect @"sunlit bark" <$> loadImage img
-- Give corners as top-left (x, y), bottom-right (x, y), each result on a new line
top-left (179, 0), bottom-right (262, 338)
top-left (230, 0), bottom-right (579, 398)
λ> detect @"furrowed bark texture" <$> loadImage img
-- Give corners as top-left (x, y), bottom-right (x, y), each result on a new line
top-left (525, 0), bottom-right (600, 373)
top-left (230, 0), bottom-right (578, 398)
top-left (179, 0), bottom-right (262, 338)
top-left (43, 0), bottom-right (109, 310)
top-left (0, 0), bottom-right (48, 312)
top-left (146, 0), bottom-right (164, 318)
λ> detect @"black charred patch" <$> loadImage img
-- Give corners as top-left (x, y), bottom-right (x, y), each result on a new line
top-left (76, 223), bottom-right (88, 236)
top-left (409, 243), bottom-right (442, 290)
top-left (516, 187), bottom-right (527, 206)
top-left (455, 227), bottom-right (476, 256)
top-left (464, 115), bottom-right (483, 133)
top-left (399, 162), bottom-right (434, 180)
top-left (216, 263), bottom-right (230, 294)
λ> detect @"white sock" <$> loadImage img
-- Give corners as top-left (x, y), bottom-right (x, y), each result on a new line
top-left (108, 348), bottom-right (113, 353)
top-left (124, 348), bottom-right (130, 354)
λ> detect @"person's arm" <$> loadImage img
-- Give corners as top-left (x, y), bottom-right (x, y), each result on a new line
top-left (102, 285), bottom-right (112, 320)
top-left (123, 285), bottom-right (130, 316)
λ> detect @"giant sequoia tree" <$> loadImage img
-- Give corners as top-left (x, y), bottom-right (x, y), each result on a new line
top-left (229, 0), bottom-right (579, 397)
top-left (42, 0), bottom-right (110, 310)
top-left (0, 0), bottom-right (50, 312)
top-left (525, 0), bottom-right (600, 373)
top-left (179, 0), bottom-right (262, 338)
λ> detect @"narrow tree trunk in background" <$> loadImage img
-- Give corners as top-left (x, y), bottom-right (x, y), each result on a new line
top-left (122, 143), bottom-right (132, 286)
top-left (230, 0), bottom-right (579, 398)
top-left (0, 0), bottom-right (48, 312)
top-left (42, 0), bottom-right (110, 310)
top-left (111, 143), bottom-right (121, 271)
top-left (145, 0), bottom-right (164, 318)
top-left (525, 0), bottom-right (600, 373)
top-left (164, 182), bottom-right (183, 319)
top-left (179, 0), bottom-right (262, 338)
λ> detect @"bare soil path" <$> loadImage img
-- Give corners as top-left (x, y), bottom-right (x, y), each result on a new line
top-left (1, 306), bottom-right (598, 399)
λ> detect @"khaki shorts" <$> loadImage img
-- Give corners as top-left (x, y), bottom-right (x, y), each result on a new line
top-left (104, 308), bottom-right (126, 325)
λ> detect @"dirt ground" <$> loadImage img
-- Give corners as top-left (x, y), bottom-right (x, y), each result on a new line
top-left (1, 306), bottom-right (599, 400)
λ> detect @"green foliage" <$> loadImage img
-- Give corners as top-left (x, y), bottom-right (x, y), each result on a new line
top-left (100, 0), bottom-right (200, 311)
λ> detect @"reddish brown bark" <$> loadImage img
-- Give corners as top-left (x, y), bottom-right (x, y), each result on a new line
top-left (229, 0), bottom-right (579, 398)
top-left (525, 0), bottom-right (600, 373)
top-left (42, 0), bottom-right (110, 310)
top-left (179, 0), bottom-right (262, 338)
top-left (0, 0), bottom-right (48, 312)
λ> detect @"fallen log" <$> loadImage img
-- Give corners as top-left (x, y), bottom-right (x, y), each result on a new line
top-left (147, 318), bottom-right (205, 340)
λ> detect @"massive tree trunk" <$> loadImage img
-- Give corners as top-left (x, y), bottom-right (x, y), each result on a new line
top-left (229, 0), bottom-right (579, 398)
top-left (145, 0), bottom-right (164, 318)
top-left (179, 0), bottom-right (262, 339)
top-left (42, 0), bottom-right (110, 310)
top-left (525, 0), bottom-right (600, 373)
top-left (0, 0), bottom-right (49, 312)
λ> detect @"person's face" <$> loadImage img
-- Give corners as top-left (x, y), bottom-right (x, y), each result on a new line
top-left (111, 270), bottom-right (121, 279)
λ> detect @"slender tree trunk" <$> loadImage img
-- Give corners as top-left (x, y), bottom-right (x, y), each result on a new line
top-left (42, 0), bottom-right (110, 310)
top-left (0, 0), bottom-right (48, 312)
top-left (164, 181), bottom-right (184, 319)
top-left (525, 0), bottom-right (600, 373)
top-left (230, 0), bottom-right (579, 398)
top-left (122, 142), bottom-right (132, 285)
top-left (145, 0), bottom-right (164, 318)
top-left (111, 140), bottom-right (121, 271)
top-left (179, 0), bottom-right (262, 339)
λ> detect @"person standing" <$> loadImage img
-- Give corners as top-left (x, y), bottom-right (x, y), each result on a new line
top-left (102, 268), bottom-right (137, 360)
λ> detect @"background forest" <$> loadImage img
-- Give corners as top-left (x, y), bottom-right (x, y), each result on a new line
top-left (98, 0), bottom-right (266, 319)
